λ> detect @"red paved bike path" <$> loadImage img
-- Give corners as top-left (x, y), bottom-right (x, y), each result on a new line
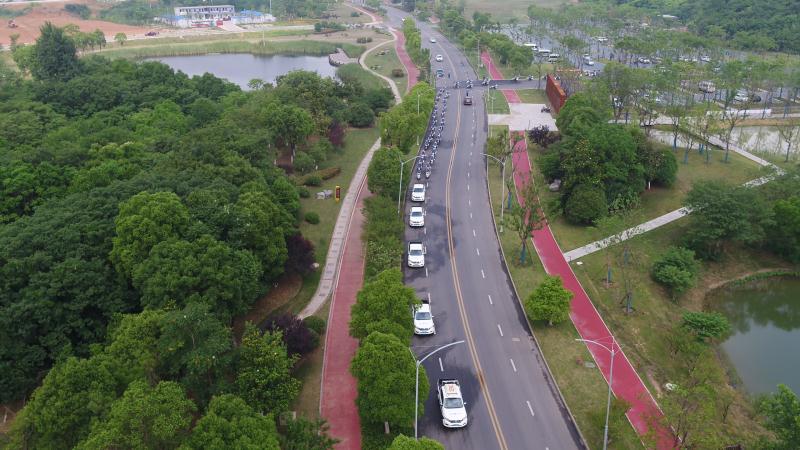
top-left (394, 30), bottom-right (419, 93)
top-left (482, 51), bottom-right (675, 449)
top-left (320, 181), bottom-right (370, 450)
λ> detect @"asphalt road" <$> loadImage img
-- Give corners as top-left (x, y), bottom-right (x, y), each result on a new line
top-left (389, 8), bottom-right (584, 450)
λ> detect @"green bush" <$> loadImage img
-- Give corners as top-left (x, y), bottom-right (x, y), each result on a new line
top-left (348, 102), bottom-right (375, 128)
top-left (293, 151), bottom-right (316, 174)
top-left (304, 175), bottom-right (323, 187)
top-left (303, 316), bottom-right (326, 335)
top-left (653, 148), bottom-right (678, 187)
top-left (304, 212), bottom-right (320, 224)
top-left (391, 68), bottom-right (405, 78)
top-left (681, 311), bottom-right (731, 341)
top-left (538, 151), bottom-right (562, 182)
top-left (652, 246), bottom-right (700, 299)
top-left (524, 275), bottom-right (573, 326)
top-left (564, 184), bottom-right (607, 225)
top-left (298, 186), bottom-right (310, 198)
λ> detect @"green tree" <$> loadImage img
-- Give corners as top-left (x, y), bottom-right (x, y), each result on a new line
top-left (228, 188), bottom-right (292, 280)
top-left (651, 246), bottom-right (700, 299)
top-left (265, 103), bottom-right (314, 153)
top-left (279, 417), bottom-right (338, 450)
top-left (7, 357), bottom-right (117, 450)
top-left (32, 22), bottom-right (81, 81)
top-left (367, 147), bottom-right (407, 199)
top-left (236, 324), bottom-right (300, 415)
top-left (506, 176), bottom-right (545, 264)
top-left (683, 181), bottom-right (771, 260)
top-left (348, 102), bottom-right (376, 127)
top-left (350, 269), bottom-right (419, 343)
top-left (681, 311), bottom-right (731, 342)
top-left (759, 384), bottom-right (800, 450)
top-left (103, 310), bottom-right (164, 386)
top-left (767, 196), bottom-right (800, 263)
top-left (388, 434), bottom-right (445, 450)
top-left (564, 184), bottom-right (607, 225)
top-left (524, 275), bottom-right (573, 326)
top-left (350, 332), bottom-right (427, 428)
top-left (158, 303), bottom-right (233, 402)
top-left (76, 380), bottom-right (196, 450)
top-left (181, 394), bottom-right (280, 450)
top-left (110, 191), bottom-right (190, 277)
top-left (114, 32), bottom-right (127, 46)
top-left (132, 236), bottom-right (262, 318)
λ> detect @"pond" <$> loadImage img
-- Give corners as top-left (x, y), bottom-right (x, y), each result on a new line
top-left (708, 277), bottom-right (800, 395)
top-left (146, 53), bottom-right (339, 90)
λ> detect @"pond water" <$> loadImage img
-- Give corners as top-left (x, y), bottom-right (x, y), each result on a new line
top-left (708, 277), bottom-right (800, 395)
top-left (146, 53), bottom-right (338, 90)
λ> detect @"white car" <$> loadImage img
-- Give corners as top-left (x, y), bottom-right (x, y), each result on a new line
top-left (430, 37), bottom-right (437, 43)
top-left (438, 379), bottom-right (468, 428)
top-left (585, 59), bottom-right (595, 66)
top-left (435, 54), bottom-right (444, 62)
top-left (411, 184), bottom-right (426, 202)
top-left (409, 206), bottom-right (425, 227)
top-left (407, 241), bottom-right (426, 268)
top-left (413, 303), bottom-right (435, 335)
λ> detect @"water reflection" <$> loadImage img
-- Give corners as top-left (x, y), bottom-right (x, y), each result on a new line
top-left (708, 277), bottom-right (800, 395)
top-left (145, 53), bottom-right (339, 90)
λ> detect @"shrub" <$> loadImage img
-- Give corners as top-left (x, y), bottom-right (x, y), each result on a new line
top-left (356, 37), bottom-right (373, 44)
top-left (303, 316), bottom-right (326, 335)
top-left (304, 212), bottom-right (320, 224)
top-left (293, 151), bottom-right (316, 174)
top-left (304, 175), bottom-right (323, 186)
top-left (538, 151), bottom-right (562, 182)
top-left (298, 186), bottom-right (310, 198)
top-left (652, 148), bottom-right (678, 187)
top-left (524, 275), bottom-right (573, 326)
top-left (285, 233), bottom-right (315, 275)
top-left (266, 314), bottom-right (319, 356)
top-left (391, 68), bottom-right (405, 78)
top-left (348, 102), bottom-right (375, 127)
top-left (565, 184), bottom-right (607, 225)
top-left (65, 4), bottom-right (91, 19)
top-left (351, 11), bottom-right (360, 17)
top-left (652, 246), bottom-right (700, 299)
top-left (681, 311), bottom-right (731, 341)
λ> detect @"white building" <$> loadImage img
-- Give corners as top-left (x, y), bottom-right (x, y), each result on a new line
top-left (173, 5), bottom-right (235, 21)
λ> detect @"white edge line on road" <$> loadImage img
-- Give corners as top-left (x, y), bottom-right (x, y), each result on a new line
top-left (439, 357), bottom-right (444, 372)
top-left (488, 294), bottom-right (493, 305)
top-left (497, 324), bottom-right (504, 337)
top-left (510, 359), bottom-right (517, 372)
top-left (526, 401), bottom-right (535, 417)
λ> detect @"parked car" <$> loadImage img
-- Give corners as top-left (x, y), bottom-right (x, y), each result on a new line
top-left (145, 31), bottom-right (158, 37)
top-left (698, 80), bottom-right (716, 93)
top-left (435, 54), bottom-right (444, 62)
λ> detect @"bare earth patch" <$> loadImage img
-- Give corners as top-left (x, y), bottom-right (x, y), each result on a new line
top-left (1, 1), bottom-right (152, 45)
top-left (233, 273), bottom-right (303, 339)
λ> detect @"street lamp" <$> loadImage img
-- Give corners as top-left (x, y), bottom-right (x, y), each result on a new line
top-left (575, 337), bottom-right (618, 450)
top-left (481, 152), bottom-right (507, 232)
top-left (397, 155), bottom-right (420, 214)
top-left (410, 340), bottom-right (465, 439)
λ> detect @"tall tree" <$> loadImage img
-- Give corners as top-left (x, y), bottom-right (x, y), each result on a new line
top-left (32, 22), bottom-right (80, 81)
top-left (181, 394), bottom-right (280, 450)
top-left (350, 332), bottom-right (427, 428)
top-left (76, 380), bottom-right (196, 450)
top-left (350, 269), bottom-right (419, 343)
top-left (759, 384), bottom-right (800, 450)
top-left (279, 417), bottom-right (338, 450)
top-left (236, 324), bottom-right (300, 415)
top-left (524, 275), bottom-right (573, 326)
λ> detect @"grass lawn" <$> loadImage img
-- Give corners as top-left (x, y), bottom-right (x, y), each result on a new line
top-left (292, 300), bottom-right (331, 419)
top-left (337, 63), bottom-right (388, 91)
top-left (485, 145), bottom-right (642, 449)
top-left (530, 143), bottom-right (765, 253)
top-left (486, 89), bottom-right (510, 114)
top-left (516, 89), bottom-right (548, 104)
top-left (569, 220), bottom-right (780, 445)
top-left (364, 44), bottom-right (409, 94)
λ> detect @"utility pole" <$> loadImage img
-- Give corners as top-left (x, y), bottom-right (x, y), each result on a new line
top-left (410, 341), bottom-right (465, 439)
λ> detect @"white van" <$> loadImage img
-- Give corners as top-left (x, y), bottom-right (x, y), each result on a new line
top-left (524, 42), bottom-right (538, 51)
top-left (537, 48), bottom-right (551, 56)
top-left (547, 53), bottom-right (560, 62)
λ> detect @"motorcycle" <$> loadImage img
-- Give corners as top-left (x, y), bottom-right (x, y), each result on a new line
top-left (541, 106), bottom-right (552, 113)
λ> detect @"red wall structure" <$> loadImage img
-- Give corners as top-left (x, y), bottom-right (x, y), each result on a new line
top-left (545, 74), bottom-right (567, 113)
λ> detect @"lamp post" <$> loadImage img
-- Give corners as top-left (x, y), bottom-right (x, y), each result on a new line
top-left (575, 337), bottom-right (618, 450)
top-left (398, 155), bottom-right (420, 214)
top-left (481, 153), bottom-right (506, 232)
top-left (410, 340), bottom-right (465, 439)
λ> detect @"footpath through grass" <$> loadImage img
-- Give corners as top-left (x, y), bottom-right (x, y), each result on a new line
top-left (531, 142), bottom-right (765, 252)
top-left (484, 135), bottom-right (642, 449)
